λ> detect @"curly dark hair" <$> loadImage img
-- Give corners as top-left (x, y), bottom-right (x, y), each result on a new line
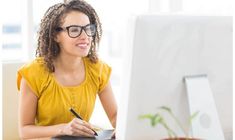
top-left (36, 0), bottom-right (102, 72)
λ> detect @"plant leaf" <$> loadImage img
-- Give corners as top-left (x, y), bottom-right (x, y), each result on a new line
top-left (138, 114), bottom-right (154, 120)
top-left (189, 111), bottom-right (199, 123)
top-left (159, 106), bottom-right (188, 136)
top-left (139, 113), bottom-right (162, 127)
top-left (151, 114), bottom-right (162, 127)
top-left (159, 106), bottom-right (172, 113)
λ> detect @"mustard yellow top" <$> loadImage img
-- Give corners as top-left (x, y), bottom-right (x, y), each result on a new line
top-left (17, 57), bottom-right (111, 126)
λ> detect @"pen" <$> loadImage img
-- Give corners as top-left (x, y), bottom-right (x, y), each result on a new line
top-left (69, 108), bottom-right (98, 136)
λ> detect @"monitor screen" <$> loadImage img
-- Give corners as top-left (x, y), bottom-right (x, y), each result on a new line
top-left (117, 15), bottom-right (232, 140)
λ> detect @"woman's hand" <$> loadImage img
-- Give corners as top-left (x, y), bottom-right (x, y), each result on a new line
top-left (61, 118), bottom-right (95, 137)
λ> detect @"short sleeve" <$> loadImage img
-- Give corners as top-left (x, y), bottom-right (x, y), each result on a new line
top-left (98, 62), bottom-right (112, 93)
top-left (17, 58), bottom-right (48, 97)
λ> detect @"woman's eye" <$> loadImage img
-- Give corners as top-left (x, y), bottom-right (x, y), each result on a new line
top-left (71, 28), bottom-right (79, 32)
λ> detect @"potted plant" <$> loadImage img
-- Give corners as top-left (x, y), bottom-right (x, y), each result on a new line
top-left (139, 106), bottom-right (202, 140)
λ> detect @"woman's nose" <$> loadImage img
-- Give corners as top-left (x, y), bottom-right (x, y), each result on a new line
top-left (79, 29), bottom-right (88, 39)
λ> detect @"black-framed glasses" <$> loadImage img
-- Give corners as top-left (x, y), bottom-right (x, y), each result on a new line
top-left (56, 24), bottom-right (96, 38)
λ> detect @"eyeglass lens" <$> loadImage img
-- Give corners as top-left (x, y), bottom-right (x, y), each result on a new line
top-left (68, 24), bottom-right (96, 38)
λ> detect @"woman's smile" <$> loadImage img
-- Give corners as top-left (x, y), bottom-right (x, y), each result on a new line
top-left (75, 42), bottom-right (89, 50)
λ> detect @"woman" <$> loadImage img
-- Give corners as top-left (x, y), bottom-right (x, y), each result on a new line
top-left (17, 0), bottom-right (117, 139)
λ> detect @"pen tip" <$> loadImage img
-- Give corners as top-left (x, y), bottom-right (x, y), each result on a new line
top-left (93, 131), bottom-right (98, 136)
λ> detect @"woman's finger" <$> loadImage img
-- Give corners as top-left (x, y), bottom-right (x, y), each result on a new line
top-left (73, 125), bottom-right (95, 137)
top-left (72, 119), bottom-right (95, 136)
top-left (73, 128), bottom-right (95, 137)
top-left (77, 119), bottom-right (94, 130)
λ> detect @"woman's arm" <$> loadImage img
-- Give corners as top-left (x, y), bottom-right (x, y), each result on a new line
top-left (99, 81), bottom-right (118, 128)
top-left (18, 78), bottom-right (95, 139)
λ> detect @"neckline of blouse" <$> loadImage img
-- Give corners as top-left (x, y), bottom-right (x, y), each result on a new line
top-left (51, 57), bottom-right (88, 89)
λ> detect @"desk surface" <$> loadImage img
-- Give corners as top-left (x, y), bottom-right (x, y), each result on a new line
top-left (52, 130), bottom-right (115, 140)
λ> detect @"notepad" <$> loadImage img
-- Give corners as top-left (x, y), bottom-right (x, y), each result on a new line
top-left (52, 130), bottom-right (115, 140)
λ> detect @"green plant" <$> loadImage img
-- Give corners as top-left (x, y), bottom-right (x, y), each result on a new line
top-left (139, 106), bottom-right (199, 139)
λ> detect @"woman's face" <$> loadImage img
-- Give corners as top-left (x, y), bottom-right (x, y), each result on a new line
top-left (56, 11), bottom-right (92, 58)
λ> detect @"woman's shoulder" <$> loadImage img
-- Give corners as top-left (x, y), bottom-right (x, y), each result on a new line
top-left (26, 57), bottom-right (44, 66)
top-left (17, 57), bottom-right (50, 95)
top-left (84, 57), bottom-right (112, 79)
top-left (19, 57), bottom-right (48, 76)
top-left (84, 57), bottom-right (111, 71)
top-left (83, 57), bottom-right (112, 93)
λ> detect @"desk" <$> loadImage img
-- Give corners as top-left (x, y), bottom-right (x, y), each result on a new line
top-left (52, 130), bottom-right (115, 140)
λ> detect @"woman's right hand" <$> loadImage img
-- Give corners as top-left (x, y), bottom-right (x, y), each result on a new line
top-left (61, 118), bottom-right (96, 137)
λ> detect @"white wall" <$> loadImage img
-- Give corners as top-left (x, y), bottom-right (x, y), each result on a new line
top-left (3, 62), bottom-right (24, 140)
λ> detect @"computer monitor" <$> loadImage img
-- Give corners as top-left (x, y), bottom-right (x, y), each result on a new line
top-left (116, 15), bottom-right (232, 140)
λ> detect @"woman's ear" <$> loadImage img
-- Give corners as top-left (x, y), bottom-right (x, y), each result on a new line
top-left (54, 35), bottom-right (60, 43)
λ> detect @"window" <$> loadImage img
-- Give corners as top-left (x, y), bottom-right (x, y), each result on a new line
top-left (182, 0), bottom-right (233, 14)
top-left (148, 0), bottom-right (233, 14)
top-left (2, 0), bottom-right (23, 61)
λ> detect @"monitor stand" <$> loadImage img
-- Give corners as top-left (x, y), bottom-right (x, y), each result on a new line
top-left (184, 74), bottom-right (225, 140)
